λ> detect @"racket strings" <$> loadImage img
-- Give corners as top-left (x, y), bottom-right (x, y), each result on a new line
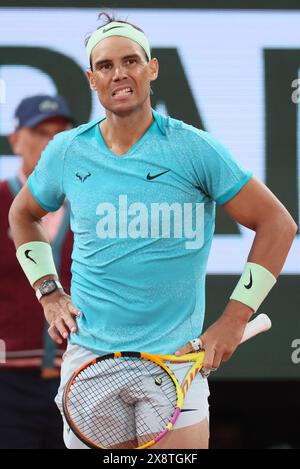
top-left (66, 356), bottom-right (178, 449)
top-left (70, 360), bottom-right (135, 447)
top-left (68, 359), bottom-right (140, 447)
top-left (69, 359), bottom-right (161, 447)
top-left (73, 367), bottom-right (135, 447)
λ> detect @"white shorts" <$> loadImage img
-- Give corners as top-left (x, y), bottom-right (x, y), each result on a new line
top-left (55, 344), bottom-right (210, 449)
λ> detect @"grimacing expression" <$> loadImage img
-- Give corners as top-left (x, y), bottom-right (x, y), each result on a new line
top-left (87, 36), bottom-right (159, 115)
top-left (9, 117), bottom-right (71, 176)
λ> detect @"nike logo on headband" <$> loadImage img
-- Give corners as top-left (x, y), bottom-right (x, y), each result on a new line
top-left (102, 25), bottom-right (125, 34)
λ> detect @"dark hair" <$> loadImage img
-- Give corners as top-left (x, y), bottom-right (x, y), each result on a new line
top-left (86, 12), bottom-right (149, 70)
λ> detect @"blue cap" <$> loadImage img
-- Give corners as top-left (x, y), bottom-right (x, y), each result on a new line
top-left (14, 94), bottom-right (74, 130)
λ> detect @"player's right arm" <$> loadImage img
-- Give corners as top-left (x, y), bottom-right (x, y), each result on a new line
top-left (9, 183), bottom-right (49, 246)
top-left (9, 155), bottom-right (80, 344)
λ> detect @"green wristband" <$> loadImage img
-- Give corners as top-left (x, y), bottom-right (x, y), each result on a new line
top-left (230, 262), bottom-right (276, 312)
top-left (16, 241), bottom-right (58, 286)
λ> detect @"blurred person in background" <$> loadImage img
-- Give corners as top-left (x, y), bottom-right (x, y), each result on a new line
top-left (0, 95), bottom-right (74, 449)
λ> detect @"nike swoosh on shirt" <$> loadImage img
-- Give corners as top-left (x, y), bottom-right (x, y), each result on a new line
top-left (147, 170), bottom-right (170, 181)
top-left (181, 409), bottom-right (198, 413)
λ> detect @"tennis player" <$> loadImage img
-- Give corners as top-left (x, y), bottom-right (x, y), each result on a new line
top-left (9, 13), bottom-right (297, 449)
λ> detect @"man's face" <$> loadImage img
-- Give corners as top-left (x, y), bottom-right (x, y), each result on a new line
top-left (87, 36), bottom-right (159, 116)
top-left (9, 117), bottom-right (71, 176)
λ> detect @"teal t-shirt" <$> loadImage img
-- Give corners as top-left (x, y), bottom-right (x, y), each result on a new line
top-left (28, 110), bottom-right (252, 355)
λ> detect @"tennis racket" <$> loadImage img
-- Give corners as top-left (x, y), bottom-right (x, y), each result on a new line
top-left (63, 313), bottom-right (271, 450)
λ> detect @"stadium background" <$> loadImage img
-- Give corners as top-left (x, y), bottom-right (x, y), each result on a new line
top-left (0, 1), bottom-right (299, 448)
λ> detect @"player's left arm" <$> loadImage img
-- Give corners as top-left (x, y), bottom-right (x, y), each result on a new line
top-left (176, 176), bottom-right (298, 370)
top-left (223, 175), bottom-right (297, 278)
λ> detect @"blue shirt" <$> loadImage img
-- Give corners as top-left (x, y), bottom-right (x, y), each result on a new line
top-left (28, 110), bottom-right (252, 355)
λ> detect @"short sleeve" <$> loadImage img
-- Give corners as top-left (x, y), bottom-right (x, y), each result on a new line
top-left (28, 131), bottom-right (67, 212)
top-left (191, 130), bottom-right (253, 205)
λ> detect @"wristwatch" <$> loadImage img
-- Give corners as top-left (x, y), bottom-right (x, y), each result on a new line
top-left (35, 280), bottom-right (63, 302)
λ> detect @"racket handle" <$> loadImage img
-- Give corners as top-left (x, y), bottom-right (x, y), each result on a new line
top-left (240, 313), bottom-right (272, 344)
